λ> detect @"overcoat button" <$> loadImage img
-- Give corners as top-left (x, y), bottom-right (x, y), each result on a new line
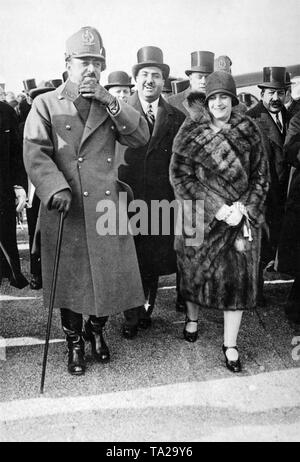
top-left (78, 157), bottom-right (83, 163)
top-left (66, 125), bottom-right (71, 130)
top-left (105, 190), bottom-right (111, 196)
top-left (122, 125), bottom-right (126, 130)
top-left (107, 158), bottom-right (112, 163)
top-left (83, 191), bottom-right (89, 197)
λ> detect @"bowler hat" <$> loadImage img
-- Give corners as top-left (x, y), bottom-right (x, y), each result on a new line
top-left (185, 51), bottom-right (214, 76)
top-left (258, 67), bottom-right (288, 89)
top-left (104, 71), bottom-right (134, 90)
top-left (23, 79), bottom-right (36, 93)
top-left (132, 46), bottom-right (170, 80)
top-left (65, 26), bottom-right (106, 70)
top-left (214, 55), bottom-right (232, 74)
top-left (205, 71), bottom-right (239, 106)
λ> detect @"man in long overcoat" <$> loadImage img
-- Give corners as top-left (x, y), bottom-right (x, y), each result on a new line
top-left (118, 46), bottom-right (185, 338)
top-left (247, 67), bottom-right (290, 304)
top-left (24, 27), bottom-right (149, 375)
top-left (0, 101), bottom-right (27, 287)
top-left (277, 110), bottom-right (300, 323)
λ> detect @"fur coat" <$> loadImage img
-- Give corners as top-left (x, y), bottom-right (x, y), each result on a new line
top-left (170, 101), bottom-right (269, 310)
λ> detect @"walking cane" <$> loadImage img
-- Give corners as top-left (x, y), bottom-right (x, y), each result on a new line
top-left (40, 211), bottom-right (65, 394)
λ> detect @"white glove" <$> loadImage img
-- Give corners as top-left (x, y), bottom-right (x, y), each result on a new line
top-left (215, 204), bottom-right (232, 221)
top-left (225, 204), bottom-right (243, 227)
top-left (14, 186), bottom-right (27, 213)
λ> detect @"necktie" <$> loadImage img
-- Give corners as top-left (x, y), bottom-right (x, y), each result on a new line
top-left (146, 103), bottom-right (155, 128)
top-left (275, 112), bottom-right (283, 133)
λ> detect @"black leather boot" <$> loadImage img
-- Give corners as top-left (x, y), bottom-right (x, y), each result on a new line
top-left (61, 309), bottom-right (85, 376)
top-left (84, 316), bottom-right (110, 363)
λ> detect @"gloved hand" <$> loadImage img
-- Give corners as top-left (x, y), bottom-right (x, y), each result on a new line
top-left (51, 189), bottom-right (72, 216)
top-left (14, 186), bottom-right (27, 213)
top-left (79, 77), bottom-right (117, 107)
top-left (225, 204), bottom-right (243, 227)
top-left (215, 204), bottom-right (232, 221)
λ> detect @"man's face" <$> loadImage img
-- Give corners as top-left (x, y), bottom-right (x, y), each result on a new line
top-left (189, 72), bottom-right (208, 93)
top-left (136, 66), bottom-right (164, 102)
top-left (66, 57), bottom-right (103, 85)
top-left (261, 88), bottom-right (286, 113)
top-left (108, 86), bottom-right (131, 103)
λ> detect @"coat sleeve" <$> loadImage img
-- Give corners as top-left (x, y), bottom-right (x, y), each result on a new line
top-left (23, 97), bottom-right (71, 208)
top-left (284, 112), bottom-right (300, 168)
top-left (110, 100), bottom-right (150, 147)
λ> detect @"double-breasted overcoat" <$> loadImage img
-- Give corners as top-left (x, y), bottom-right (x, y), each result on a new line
top-left (24, 81), bottom-right (149, 316)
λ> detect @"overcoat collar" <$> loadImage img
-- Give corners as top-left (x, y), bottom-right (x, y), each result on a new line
top-left (58, 80), bottom-right (109, 147)
top-left (130, 92), bottom-right (174, 153)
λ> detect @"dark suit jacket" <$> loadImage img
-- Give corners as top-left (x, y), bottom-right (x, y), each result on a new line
top-left (118, 92), bottom-right (185, 276)
top-left (247, 101), bottom-right (290, 261)
top-left (0, 101), bottom-right (26, 277)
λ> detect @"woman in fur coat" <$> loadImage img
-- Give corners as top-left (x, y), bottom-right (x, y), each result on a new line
top-left (170, 71), bottom-right (269, 372)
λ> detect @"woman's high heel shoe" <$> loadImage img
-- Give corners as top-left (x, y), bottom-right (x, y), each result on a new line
top-left (183, 318), bottom-right (198, 343)
top-left (222, 345), bottom-right (242, 373)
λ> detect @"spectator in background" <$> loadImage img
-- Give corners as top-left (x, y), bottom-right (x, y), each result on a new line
top-left (0, 100), bottom-right (28, 288)
top-left (168, 51), bottom-right (214, 116)
top-left (104, 71), bottom-right (134, 103)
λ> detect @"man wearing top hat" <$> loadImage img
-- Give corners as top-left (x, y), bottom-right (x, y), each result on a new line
top-left (105, 71), bottom-right (134, 103)
top-left (118, 46), bottom-right (185, 338)
top-left (24, 26), bottom-right (149, 376)
top-left (285, 73), bottom-right (300, 119)
top-left (247, 67), bottom-right (291, 304)
top-left (168, 51), bottom-right (214, 116)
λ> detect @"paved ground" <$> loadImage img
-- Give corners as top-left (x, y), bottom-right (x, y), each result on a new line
top-left (0, 223), bottom-right (300, 442)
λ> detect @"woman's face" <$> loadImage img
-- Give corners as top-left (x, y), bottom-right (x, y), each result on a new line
top-left (208, 93), bottom-right (232, 123)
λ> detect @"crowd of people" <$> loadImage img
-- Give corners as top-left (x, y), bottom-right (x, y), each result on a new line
top-left (1, 25), bottom-right (300, 377)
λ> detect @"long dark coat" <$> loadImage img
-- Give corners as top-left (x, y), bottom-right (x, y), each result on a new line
top-left (170, 104), bottom-right (269, 310)
top-left (278, 111), bottom-right (300, 275)
top-left (0, 102), bottom-right (26, 280)
top-left (246, 101), bottom-right (290, 264)
top-left (23, 81), bottom-right (149, 316)
top-left (118, 92), bottom-right (185, 277)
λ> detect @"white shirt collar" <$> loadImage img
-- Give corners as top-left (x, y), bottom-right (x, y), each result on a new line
top-left (139, 96), bottom-right (160, 118)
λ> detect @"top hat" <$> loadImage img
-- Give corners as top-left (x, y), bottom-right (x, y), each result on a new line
top-left (171, 79), bottom-right (190, 94)
top-left (214, 55), bottom-right (232, 74)
top-left (104, 71), bottom-right (134, 90)
top-left (238, 92), bottom-right (253, 107)
top-left (258, 67), bottom-right (288, 89)
top-left (49, 79), bottom-right (63, 88)
top-left (205, 71), bottom-right (239, 106)
top-left (29, 81), bottom-right (55, 100)
top-left (132, 46), bottom-right (170, 80)
top-left (185, 51), bottom-right (215, 76)
top-left (65, 26), bottom-right (106, 70)
top-left (23, 79), bottom-right (37, 93)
